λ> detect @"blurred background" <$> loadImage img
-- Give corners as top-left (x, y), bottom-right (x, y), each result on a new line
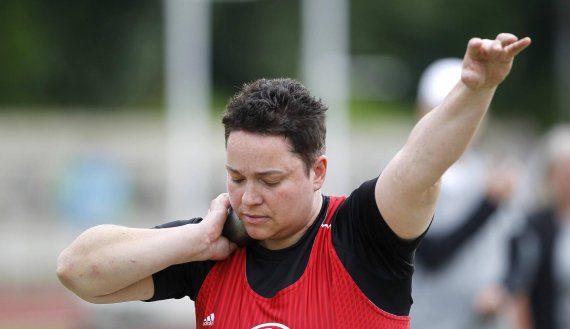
top-left (0, 0), bottom-right (567, 328)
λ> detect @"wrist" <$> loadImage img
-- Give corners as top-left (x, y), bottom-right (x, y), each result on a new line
top-left (183, 218), bottom-right (215, 261)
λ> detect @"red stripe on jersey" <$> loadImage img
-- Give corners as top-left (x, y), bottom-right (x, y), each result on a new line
top-left (195, 196), bottom-right (411, 328)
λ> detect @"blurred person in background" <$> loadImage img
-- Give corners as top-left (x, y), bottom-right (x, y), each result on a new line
top-left (56, 33), bottom-right (530, 328)
top-left (410, 58), bottom-right (519, 329)
top-left (503, 124), bottom-right (570, 329)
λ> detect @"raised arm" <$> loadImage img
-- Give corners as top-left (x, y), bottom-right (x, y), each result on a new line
top-left (56, 194), bottom-right (237, 304)
top-left (376, 33), bottom-right (531, 240)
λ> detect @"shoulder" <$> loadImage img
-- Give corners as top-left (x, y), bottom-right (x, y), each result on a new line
top-left (332, 177), bottom-right (420, 271)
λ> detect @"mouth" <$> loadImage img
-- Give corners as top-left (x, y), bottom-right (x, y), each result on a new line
top-left (242, 213), bottom-right (269, 225)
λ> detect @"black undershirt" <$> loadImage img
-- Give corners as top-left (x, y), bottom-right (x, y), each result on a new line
top-left (148, 178), bottom-right (422, 316)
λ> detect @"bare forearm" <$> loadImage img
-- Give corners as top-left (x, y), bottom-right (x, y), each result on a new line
top-left (56, 224), bottom-right (206, 300)
top-left (377, 83), bottom-right (495, 239)
top-left (398, 33), bottom-right (531, 191)
top-left (56, 194), bottom-right (236, 304)
top-left (403, 82), bottom-right (495, 188)
top-left (377, 34), bottom-right (530, 240)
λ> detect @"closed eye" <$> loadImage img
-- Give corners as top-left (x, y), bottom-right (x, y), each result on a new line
top-left (262, 180), bottom-right (280, 187)
top-left (228, 174), bottom-right (245, 184)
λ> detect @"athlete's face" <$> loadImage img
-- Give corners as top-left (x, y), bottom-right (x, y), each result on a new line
top-left (225, 131), bottom-right (326, 250)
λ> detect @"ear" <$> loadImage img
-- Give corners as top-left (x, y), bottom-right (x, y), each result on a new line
top-left (312, 155), bottom-right (327, 191)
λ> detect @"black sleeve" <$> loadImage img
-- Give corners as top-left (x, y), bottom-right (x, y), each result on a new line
top-left (154, 218), bottom-right (203, 228)
top-left (415, 197), bottom-right (498, 270)
top-left (144, 219), bottom-right (216, 302)
top-left (332, 177), bottom-right (423, 316)
top-left (503, 219), bottom-right (541, 295)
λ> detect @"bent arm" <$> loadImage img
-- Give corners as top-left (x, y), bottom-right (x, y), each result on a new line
top-left (56, 194), bottom-right (237, 304)
top-left (376, 34), bottom-right (531, 240)
top-left (416, 197), bottom-right (498, 269)
top-left (56, 224), bottom-right (196, 303)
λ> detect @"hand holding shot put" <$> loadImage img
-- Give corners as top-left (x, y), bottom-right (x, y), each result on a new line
top-left (57, 33), bottom-right (530, 328)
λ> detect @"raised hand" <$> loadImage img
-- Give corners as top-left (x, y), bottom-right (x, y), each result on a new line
top-left (461, 33), bottom-right (531, 90)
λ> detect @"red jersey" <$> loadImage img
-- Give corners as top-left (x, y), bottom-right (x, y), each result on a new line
top-left (195, 196), bottom-right (411, 328)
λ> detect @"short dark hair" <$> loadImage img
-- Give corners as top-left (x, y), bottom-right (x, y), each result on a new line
top-left (222, 78), bottom-right (327, 173)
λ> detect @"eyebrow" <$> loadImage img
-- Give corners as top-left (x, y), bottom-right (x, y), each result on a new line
top-left (225, 165), bottom-right (285, 176)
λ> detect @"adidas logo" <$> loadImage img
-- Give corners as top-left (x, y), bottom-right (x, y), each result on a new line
top-left (203, 313), bottom-right (215, 326)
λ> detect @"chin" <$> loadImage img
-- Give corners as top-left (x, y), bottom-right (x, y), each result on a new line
top-left (247, 229), bottom-right (270, 241)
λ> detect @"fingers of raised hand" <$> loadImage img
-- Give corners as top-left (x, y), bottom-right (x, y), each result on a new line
top-left (466, 37), bottom-right (500, 61)
top-left (468, 34), bottom-right (531, 61)
top-left (490, 34), bottom-right (531, 60)
top-left (496, 33), bottom-right (519, 47)
top-left (504, 36), bottom-right (532, 57)
top-left (479, 38), bottom-right (508, 60)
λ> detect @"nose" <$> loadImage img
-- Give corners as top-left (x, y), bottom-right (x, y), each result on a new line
top-left (242, 182), bottom-right (263, 206)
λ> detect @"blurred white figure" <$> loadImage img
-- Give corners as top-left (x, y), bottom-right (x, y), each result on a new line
top-left (410, 58), bottom-right (517, 329)
top-left (504, 124), bottom-right (570, 329)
